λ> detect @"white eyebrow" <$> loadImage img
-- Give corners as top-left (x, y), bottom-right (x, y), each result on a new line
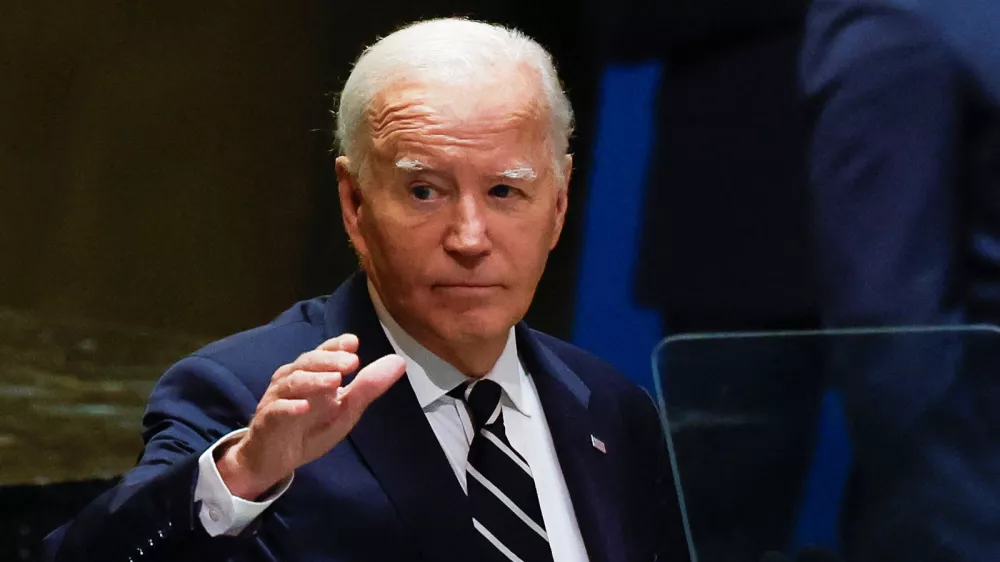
top-left (394, 159), bottom-right (537, 181)
top-left (499, 167), bottom-right (537, 181)
top-left (395, 158), bottom-right (429, 171)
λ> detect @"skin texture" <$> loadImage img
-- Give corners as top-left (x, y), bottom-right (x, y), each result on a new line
top-left (217, 64), bottom-right (570, 500)
top-left (218, 335), bottom-right (406, 499)
top-left (338, 69), bottom-right (571, 376)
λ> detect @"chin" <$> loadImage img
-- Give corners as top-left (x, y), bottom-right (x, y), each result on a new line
top-left (429, 307), bottom-right (517, 344)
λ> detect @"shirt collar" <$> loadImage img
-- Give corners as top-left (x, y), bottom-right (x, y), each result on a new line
top-left (367, 281), bottom-right (527, 414)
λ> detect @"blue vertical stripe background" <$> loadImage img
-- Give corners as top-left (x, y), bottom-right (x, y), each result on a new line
top-left (571, 62), bottom-right (664, 392)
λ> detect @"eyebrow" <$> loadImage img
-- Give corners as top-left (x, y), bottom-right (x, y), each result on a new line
top-left (498, 166), bottom-right (538, 181)
top-left (394, 158), bottom-right (537, 181)
top-left (394, 158), bottom-right (428, 172)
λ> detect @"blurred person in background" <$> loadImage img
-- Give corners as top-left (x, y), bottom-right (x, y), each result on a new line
top-left (42, 18), bottom-right (688, 562)
top-left (801, 0), bottom-right (1000, 560)
top-left (595, 1), bottom-right (823, 559)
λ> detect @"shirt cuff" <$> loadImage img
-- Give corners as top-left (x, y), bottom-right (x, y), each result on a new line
top-left (194, 428), bottom-right (294, 537)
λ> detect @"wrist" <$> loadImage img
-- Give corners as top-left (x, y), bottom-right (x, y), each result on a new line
top-left (215, 438), bottom-right (284, 501)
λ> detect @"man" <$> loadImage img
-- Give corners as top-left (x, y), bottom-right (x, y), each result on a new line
top-left (801, 0), bottom-right (1000, 560)
top-left (44, 18), bottom-right (689, 562)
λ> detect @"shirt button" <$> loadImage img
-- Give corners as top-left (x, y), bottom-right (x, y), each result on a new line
top-left (208, 504), bottom-right (221, 522)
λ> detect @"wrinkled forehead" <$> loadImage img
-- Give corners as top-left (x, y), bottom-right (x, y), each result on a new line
top-left (364, 73), bottom-right (551, 162)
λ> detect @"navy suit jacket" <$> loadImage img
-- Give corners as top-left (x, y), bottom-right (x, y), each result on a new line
top-left (801, 1), bottom-right (1000, 560)
top-left (801, 0), bottom-right (1000, 327)
top-left (43, 273), bottom-right (689, 562)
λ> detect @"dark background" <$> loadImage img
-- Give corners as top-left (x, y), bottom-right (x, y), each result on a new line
top-left (0, 0), bottom-right (603, 340)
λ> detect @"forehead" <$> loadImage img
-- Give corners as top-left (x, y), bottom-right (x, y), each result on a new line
top-left (365, 74), bottom-right (550, 166)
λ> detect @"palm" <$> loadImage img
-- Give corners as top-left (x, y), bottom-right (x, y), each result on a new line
top-left (241, 347), bottom-right (405, 488)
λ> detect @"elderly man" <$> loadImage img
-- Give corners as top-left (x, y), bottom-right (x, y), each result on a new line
top-left (44, 18), bottom-right (688, 562)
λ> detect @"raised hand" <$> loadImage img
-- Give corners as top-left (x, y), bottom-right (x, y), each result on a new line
top-left (216, 334), bottom-right (406, 499)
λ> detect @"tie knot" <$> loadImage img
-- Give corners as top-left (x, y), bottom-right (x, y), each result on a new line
top-left (449, 379), bottom-right (503, 431)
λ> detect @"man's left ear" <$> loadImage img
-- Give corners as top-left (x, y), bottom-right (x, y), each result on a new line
top-left (336, 156), bottom-right (369, 260)
top-left (561, 154), bottom-right (573, 190)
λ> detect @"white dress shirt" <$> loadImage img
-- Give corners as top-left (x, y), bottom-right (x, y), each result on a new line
top-left (194, 288), bottom-right (590, 561)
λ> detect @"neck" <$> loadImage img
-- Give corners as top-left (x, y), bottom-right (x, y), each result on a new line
top-left (416, 333), bottom-right (508, 377)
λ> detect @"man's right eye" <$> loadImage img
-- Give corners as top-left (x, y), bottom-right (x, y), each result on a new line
top-left (411, 185), bottom-right (434, 201)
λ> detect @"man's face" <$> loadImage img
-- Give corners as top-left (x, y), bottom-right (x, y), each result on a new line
top-left (337, 72), bottom-right (570, 351)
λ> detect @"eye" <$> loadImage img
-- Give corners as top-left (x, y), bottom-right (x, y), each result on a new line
top-left (411, 185), bottom-right (435, 201)
top-left (489, 184), bottom-right (515, 198)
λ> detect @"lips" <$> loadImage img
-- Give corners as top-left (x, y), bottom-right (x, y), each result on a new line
top-left (432, 283), bottom-right (503, 293)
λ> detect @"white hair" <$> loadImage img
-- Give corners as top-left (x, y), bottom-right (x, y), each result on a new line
top-left (334, 18), bottom-right (574, 182)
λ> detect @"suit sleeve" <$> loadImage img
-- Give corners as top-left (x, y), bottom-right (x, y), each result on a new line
top-left (44, 355), bottom-right (276, 562)
top-left (800, 0), bottom-right (964, 327)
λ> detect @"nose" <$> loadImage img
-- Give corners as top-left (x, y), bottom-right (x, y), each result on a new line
top-left (443, 192), bottom-right (492, 260)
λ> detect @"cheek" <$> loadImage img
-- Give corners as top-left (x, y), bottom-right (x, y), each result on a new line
top-left (515, 204), bottom-right (559, 246)
top-left (496, 217), bottom-right (555, 274)
top-left (363, 209), bottom-right (438, 273)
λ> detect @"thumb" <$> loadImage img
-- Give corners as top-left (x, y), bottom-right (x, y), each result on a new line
top-left (341, 354), bottom-right (407, 412)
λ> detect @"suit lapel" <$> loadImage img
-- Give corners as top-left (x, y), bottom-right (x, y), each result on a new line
top-left (324, 274), bottom-right (478, 562)
top-left (517, 325), bottom-right (628, 562)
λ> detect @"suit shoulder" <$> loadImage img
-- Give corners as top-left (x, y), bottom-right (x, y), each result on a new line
top-left (530, 330), bottom-right (649, 400)
top-left (801, 0), bottom-right (955, 95)
top-left (187, 297), bottom-right (329, 391)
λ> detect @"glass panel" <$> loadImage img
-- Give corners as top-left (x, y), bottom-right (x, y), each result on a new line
top-left (652, 326), bottom-right (1000, 562)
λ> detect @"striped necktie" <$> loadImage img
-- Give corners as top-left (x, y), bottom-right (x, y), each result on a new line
top-left (450, 379), bottom-right (554, 562)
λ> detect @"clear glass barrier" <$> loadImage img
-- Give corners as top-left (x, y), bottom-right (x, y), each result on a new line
top-left (653, 326), bottom-right (1000, 562)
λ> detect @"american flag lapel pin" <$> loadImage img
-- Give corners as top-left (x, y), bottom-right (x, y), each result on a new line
top-left (590, 435), bottom-right (607, 454)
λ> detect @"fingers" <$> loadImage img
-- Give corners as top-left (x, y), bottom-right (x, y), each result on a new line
top-left (340, 354), bottom-right (407, 412)
top-left (256, 398), bottom-right (311, 428)
top-left (275, 369), bottom-right (343, 399)
top-left (247, 352), bottom-right (405, 478)
top-left (272, 349), bottom-right (359, 382)
top-left (294, 350), bottom-right (359, 374)
top-left (318, 333), bottom-right (359, 353)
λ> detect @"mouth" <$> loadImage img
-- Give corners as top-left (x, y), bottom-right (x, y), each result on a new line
top-left (432, 283), bottom-right (503, 294)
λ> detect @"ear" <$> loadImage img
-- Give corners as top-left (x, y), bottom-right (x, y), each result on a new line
top-left (336, 156), bottom-right (369, 260)
top-left (549, 154), bottom-right (572, 250)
